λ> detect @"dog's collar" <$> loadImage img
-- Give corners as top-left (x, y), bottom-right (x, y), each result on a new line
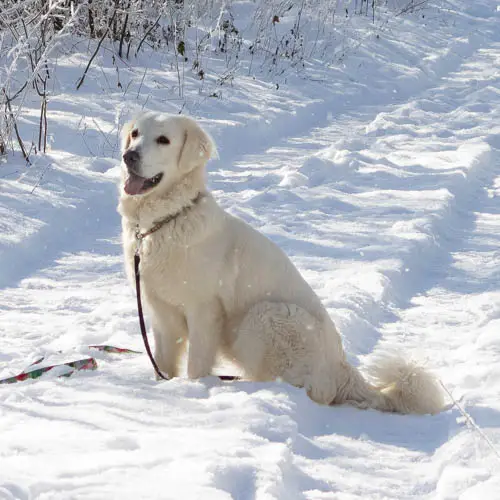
top-left (134, 191), bottom-right (205, 243)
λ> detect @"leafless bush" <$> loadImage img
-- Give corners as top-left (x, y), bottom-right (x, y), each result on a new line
top-left (0, 0), bottom-right (431, 161)
top-left (1, 0), bottom-right (80, 161)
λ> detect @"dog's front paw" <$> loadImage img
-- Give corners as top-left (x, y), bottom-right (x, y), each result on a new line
top-left (187, 362), bottom-right (211, 380)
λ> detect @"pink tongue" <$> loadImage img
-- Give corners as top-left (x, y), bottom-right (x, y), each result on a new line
top-left (124, 173), bottom-right (147, 195)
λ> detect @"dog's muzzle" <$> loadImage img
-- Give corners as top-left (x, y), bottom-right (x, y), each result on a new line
top-left (123, 149), bottom-right (140, 170)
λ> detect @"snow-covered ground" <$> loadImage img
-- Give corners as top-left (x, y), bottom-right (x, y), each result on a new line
top-left (1, 1), bottom-right (500, 498)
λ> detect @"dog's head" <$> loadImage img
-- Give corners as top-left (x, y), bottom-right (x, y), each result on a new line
top-left (120, 112), bottom-right (214, 196)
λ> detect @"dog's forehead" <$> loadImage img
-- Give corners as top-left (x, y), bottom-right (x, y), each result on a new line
top-left (134, 114), bottom-right (181, 135)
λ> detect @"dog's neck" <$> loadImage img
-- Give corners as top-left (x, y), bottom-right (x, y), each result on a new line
top-left (118, 167), bottom-right (207, 229)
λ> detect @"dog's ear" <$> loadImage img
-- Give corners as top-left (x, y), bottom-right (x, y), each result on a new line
top-left (178, 117), bottom-right (215, 171)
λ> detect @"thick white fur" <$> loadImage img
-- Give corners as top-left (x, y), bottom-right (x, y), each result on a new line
top-left (118, 112), bottom-right (445, 414)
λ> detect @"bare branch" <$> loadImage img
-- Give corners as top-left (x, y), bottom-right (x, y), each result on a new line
top-left (2, 88), bottom-right (30, 164)
top-left (76, 10), bottom-right (117, 90)
top-left (135, 15), bottom-right (161, 57)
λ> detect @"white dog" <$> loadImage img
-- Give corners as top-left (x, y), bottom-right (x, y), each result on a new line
top-left (118, 112), bottom-right (444, 414)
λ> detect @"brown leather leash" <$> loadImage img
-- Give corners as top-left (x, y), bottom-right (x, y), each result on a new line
top-left (134, 249), bottom-right (169, 380)
top-left (133, 194), bottom-right (239, 382)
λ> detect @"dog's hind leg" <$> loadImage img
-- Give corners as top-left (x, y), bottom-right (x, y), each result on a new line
top-left (231, 301), bottom-right (342, 404)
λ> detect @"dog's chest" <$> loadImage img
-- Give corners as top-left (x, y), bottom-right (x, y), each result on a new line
top-left (127, 232), bottom-right (212, 306)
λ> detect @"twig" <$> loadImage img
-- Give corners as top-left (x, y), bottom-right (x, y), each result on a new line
top-left (118, 1), bottom-right (131, 58)
top-left (30, 160), bottom-right (52, 194)
top-left (0, 170), bottom-right (20, 179)
top-left (43, 97), bottom-right (48, 152)
top-left (440, 381), bottom-right (500, 463)
top-left (2, 89), bottom-right (30, 164)
top-left (91, 117), bottom-right (115, 153)
top-left (38, 98), bottom-right (43, 152)
top-left (76, 10), bottom-right (117, 90)
top-left (396, 0), bottom-right (429, 16)
top-left (135, 15), bottom-right (161, 57)
top-left (136, 65), bottom-right (149, 99)
top-left (9, 81), bottom-right (28, 102)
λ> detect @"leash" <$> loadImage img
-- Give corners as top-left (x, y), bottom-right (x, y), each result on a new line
top-left (134, 248), bottom-right (169, 380)
top-left (1, 358), bottom-right (97, 384)
top-left (0, 345), bottom-right (141, 385)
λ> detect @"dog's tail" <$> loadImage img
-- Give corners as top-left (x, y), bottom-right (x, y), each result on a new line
top-left (336, 354), bottom-right (445, 414)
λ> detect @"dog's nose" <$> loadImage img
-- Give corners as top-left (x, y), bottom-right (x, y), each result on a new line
top-left (123, 150), bottom-right (140, 168)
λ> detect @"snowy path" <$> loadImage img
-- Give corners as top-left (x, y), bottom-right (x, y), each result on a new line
top-left (2, 4), bottom-right (500, 499)
top-left (208, 37), bottom-right (500, 498)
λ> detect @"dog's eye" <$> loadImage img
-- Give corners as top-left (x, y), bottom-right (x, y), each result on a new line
top-left (131, 129), bottom-right (139, 139)
top-left (156, 135), bottom-right (170, 145)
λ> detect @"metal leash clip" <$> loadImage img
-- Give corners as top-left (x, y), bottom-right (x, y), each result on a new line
top-left (135, 225), bottom-right (144, 255)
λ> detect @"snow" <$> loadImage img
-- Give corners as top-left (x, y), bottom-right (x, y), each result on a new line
top-left (1, 1), bottom-right (500, 498)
